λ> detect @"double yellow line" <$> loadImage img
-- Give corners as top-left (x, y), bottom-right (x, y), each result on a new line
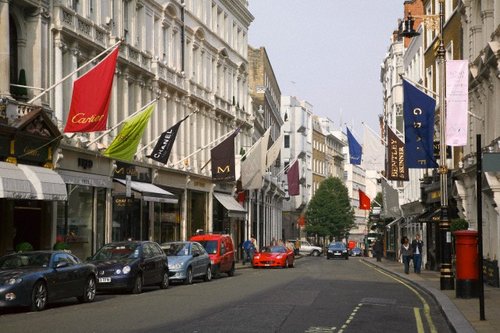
top-left (361, 261), bottom-right (437, 333)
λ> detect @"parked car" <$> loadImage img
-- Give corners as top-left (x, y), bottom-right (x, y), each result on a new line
top-left (161, 241), bottom-right (212, 284)
top-left (0, 251), bottom-right (97, 311)
top-left (287, 239), bottom-right (322, 256)
top-left (189, 234), bottom-right (235, 277)
top-left (349, 247), bottom-right (362, 257)
top-left (87, 241), bottom-right (169, 294)
top-left (326, 242), bottom-right (349, 260)
top-left (252, 245), bottom-right (295, 268)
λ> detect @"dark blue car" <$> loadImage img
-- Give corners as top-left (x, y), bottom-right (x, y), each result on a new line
top-left (88, 241), bottom-right (169, 294)
top-left (0, 251), bottom-right (97, 311)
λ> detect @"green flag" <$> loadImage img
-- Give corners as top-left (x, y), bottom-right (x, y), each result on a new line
top-left (103, 104), bottom-right (155, 161)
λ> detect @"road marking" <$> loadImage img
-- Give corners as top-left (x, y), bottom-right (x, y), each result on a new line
top-left (414, 307), bottom-right (425, 333)
top-left (337, 303), bottom-right (363, 333)
top-left (361, 260), bottom-right (437, 333)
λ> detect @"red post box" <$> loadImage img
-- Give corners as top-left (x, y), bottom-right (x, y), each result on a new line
top-left (454, 230), bottom-right (479, 298)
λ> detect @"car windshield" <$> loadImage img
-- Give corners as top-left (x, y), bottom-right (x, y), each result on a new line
top-left (92, 243), bottom-right (140, 260)
top-left (0, 253), bottom-right (51, 269)
top-left (329, 243), bottom-right (345, 250)
top-left (261, 246), bottom-right (286, 253)
top-left (162, 243), bottom-right (190, 256)
top-left (197, 240), bottom-right (218, 254)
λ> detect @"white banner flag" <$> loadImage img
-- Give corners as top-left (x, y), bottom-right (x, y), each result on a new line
top-left (266, 134), bottom-right (283, 169)
top-left (361, 125), bottom-right (385, 171)
top-left (446, 60), bottom-right (469, 146)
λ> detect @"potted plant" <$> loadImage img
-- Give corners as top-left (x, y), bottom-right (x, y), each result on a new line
top-left (15, 242), bottom-right (33, 252)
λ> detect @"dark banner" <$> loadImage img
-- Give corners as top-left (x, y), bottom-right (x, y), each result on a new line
top-left (147, 116), bottom-right (188, 164)
top-left (403, 79), bottom-right (438, 168)
top-left (211, 130), bottom-right (238, 182)
top-left (386, 127), bottom-right (408, 181)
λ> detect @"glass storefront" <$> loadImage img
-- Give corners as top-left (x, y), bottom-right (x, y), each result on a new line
top-left (153, 201), bottom-right (181, 243)
top-left (56, 185), bottom-right (105, 259)
top-left (112, 196), bottom-right (141, 242)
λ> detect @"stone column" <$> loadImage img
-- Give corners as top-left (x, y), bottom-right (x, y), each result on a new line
top-left (54, 39), bottom-right (66, 127)
top-left (0, 0), bottom-right (10, 97)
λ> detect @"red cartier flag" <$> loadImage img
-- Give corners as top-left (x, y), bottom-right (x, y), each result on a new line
top-left (64, 47), bottom-right (119, 133)
top-left (359, 190), bottom-right (371, 210)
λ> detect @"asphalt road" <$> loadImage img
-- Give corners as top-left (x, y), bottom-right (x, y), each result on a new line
top-left (0, 257), bottom-right (451, 333)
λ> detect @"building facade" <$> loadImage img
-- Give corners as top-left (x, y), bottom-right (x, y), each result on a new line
top-left (1, 0), bottom-right (254, 258)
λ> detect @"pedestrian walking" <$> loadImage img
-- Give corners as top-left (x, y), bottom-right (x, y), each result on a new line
top-left (373, 239), bottom-right (383, 262)
top-left (411, 234), bottom-right (423, 273)
top-left (241, 238), bottom-right (255, 265)
top-left (399, 236), bottom-right (413, 274)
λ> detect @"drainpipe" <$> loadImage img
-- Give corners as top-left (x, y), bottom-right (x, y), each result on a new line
top-left (180, 1), bottom-right (185, 73)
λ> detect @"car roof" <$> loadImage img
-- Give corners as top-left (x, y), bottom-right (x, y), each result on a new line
top-left (191, 234), bottom-right (229, 240)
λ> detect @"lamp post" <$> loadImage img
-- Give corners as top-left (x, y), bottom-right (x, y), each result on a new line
top-left (401, 0), bottom-right (454, 290)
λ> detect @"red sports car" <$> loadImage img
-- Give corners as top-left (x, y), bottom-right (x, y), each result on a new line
top-left (252, 245), bottom-right (295, 268)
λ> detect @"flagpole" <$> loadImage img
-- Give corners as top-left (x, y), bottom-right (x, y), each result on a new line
top-left (137, 111), bottom-right (197, 154)
top-left (399, 74), bottom-right (438, 97)
top-left (28, 40), bottom-right (121, 104)
top-left (86, 97), bottom-right (158, 147)
top-left (276, 156), bottom-right (299, 177)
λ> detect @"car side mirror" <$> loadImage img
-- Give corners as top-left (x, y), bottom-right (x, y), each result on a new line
top-left (55, 262), bottom-right (68, 269)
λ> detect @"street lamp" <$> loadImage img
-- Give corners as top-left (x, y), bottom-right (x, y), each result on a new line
top-left (401, 0), bottom-right (454, 290)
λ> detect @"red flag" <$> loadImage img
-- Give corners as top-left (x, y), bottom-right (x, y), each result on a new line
top-left (64, 47), bottom-right (119, 133)
top-left (287, 160), bottom-right (300, 196)
top-left (359, 190), bottom-right (371, 210)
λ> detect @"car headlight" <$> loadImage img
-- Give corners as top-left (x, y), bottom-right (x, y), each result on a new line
top-left (7, 278), bottom-right (22, 285)
top-left (342, 250), bottom-right (347, 253)
top-left (169, 262), bottom-right (184, 270)
top-left (328, 250), bottom-right (333, 253)
top-left (122, 265), bottom-right (131, 274)
top-left (276, 255), bottom-right (283, 259)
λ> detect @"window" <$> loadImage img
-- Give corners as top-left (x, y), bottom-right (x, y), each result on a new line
top-left (284, 135), bottom-right (290, 148)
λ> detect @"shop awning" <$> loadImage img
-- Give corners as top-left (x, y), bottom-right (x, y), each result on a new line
top-left (385, 217), bottom-right (403, 229)
top-left (0, 162), bottom-right (37, 199)
top-left (114, 179), bottom-right (177, 204)
top-left (213, 192), bottom-right (246, 218)
top-left (59, 170), bottom-right (113, 188)
top-left (17, 164), bottom-right (67, 201)
top-left (418, 208), bottom-right (441, 222)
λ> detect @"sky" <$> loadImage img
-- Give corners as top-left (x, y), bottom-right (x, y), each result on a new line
top-left (247, 0), bottom-right (404, 137)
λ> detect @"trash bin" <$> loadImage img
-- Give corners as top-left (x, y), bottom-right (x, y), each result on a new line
top-left (454, 230), bottom-right (479, 298)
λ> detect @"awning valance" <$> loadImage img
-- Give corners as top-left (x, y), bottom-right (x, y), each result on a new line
top-left (59, 170), bottom-right (113, 188)
top-left (213, 192), bottom-right (246, 218)
top-left (0, 162), bottom-right (36, 199)
top-left (17, 164), bottom-right (67, 201)
top-left (385, 217), bottom-right (403, 229)
top-left (114, 179), bottom-right (177, 204)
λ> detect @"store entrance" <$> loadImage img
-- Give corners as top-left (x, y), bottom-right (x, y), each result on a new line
top-left (13, 202), bottom-right (42, 251)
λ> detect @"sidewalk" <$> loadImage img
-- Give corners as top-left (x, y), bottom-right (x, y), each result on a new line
top-left (363, 257), bottom-right (500, 333)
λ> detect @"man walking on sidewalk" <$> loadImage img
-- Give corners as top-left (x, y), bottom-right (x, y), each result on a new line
top-left (411, 234), bottom-right (423, 274)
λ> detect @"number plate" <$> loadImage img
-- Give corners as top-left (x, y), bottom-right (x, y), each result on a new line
top-left (265, 264), bottom-right (270, 266)
top-left (98, 277), bottom-right (111, 283)
top-left (334, 253), bottom-right (341, 256)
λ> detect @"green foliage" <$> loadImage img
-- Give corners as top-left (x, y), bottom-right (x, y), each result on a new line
top-left (305, 177), bottom-right (355, 240)
top-left (450, 218), bottom-right (469, 232)
top-left (53, 242), bottom-right (70, 251)
top-left (16, 242), bottom-right (33, 252)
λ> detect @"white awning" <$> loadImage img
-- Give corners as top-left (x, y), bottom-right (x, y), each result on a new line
top-left (385, 217), bottom-right (403, 229)
top-left (0, 162), bottom-right (37, 199)
top-left (17, 164), bottom-right (67, 201)
top-left (59, 170), bottom-right (113, 188)
top-left (213, 192), bottom-right (246, 218)
top-left (114, 179), bottom-right (177, 204)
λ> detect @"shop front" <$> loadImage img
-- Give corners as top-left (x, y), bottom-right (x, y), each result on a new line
top-left (213, 190), bottom-right (246, 251)
top-left (112, 162), bottom-right (177, 242)
top-left (55, 147), bottom-right (114, 259)
top-left (0, 109), bottom-right (67, 255)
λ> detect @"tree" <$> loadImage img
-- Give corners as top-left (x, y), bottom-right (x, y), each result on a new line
top-left (305, 177), bottom-right (355, 241)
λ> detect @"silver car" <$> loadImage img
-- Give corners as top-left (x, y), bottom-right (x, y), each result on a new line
top-left (161, 241), bottom-right (212, 284)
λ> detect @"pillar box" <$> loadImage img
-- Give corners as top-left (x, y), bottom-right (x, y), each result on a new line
top-left (454, 230), bottom-right (479, 298)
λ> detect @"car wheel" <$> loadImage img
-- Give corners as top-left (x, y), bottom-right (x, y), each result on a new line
top-left (204, 266), bottom-right (212, 282)
top-left (345, 256), bottom-right (349, 260)
top-left (184, 267), bottom-right (193, 285)
top-left (288, 259), bottom-right (294, 268)
top-left (31, 281), bottom-right (48, 311)
top-left (227, 263), bottom-right (235, 277)
top-left (159, 271), bottom-right (169, 289)
top-left (131, 274), bottom-right (143, 294)
top-left (78, 276), bottom-right (96, 303)
top-left (312, 250), bottom-right (320, 257)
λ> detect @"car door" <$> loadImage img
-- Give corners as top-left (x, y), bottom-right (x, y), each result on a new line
top-left (151, 242), bottom-right (166, 283)
top-left (50, 253), bottom-right (78, 299)
top-left (191, 243), bottom-right (204, 276)
top-left (141, 243), bottom-right (156, 285)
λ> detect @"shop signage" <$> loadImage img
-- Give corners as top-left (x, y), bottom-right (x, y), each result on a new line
top-left (15, 137), bottom-right (49, 164)
top-left (114, 196), bottom-right (135, 207)
top-left (114, 161), bottom-right (150, 182)
top-left (77, 158), bottom-right (93, 169)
